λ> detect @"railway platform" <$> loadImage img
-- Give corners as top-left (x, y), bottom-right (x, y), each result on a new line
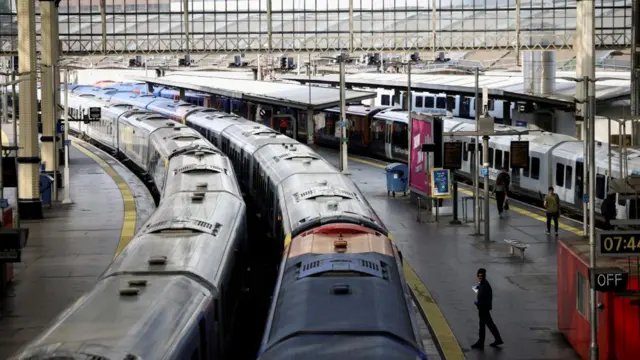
top-left (0, 126), bottom-right (155, 358)
top-left (314, 146), bottom-right (582, 360)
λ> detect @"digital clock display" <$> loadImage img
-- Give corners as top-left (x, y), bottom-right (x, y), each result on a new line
top-left (599, 232), bottom-right (640, 256)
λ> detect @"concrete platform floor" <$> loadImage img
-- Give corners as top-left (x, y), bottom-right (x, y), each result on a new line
top-left (314, 146), bottom-right (581, 360)
top-left (0, 135), bottom-right (155, 358)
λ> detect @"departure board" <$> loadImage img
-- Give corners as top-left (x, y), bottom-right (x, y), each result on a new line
top-left (510, 141), bottom-right (529, 169)
top-left (443, 142), bottom-right (463, 170)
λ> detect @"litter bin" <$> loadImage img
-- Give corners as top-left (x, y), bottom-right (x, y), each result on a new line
top-left (39, 173), bottom-right (54, 205)
top-left (385, 163), bottom-right (408, 197)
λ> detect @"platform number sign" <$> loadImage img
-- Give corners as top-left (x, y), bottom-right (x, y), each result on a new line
top-left (88, 107), bottom-right (101, 121)
top-left (598, 231), bottom-right (640, 256)
top-left (0, 198), bottom-right (8, 209)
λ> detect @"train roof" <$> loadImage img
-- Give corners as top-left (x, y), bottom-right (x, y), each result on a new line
top-left (324, 105), bottom-right (389, 116)
top-left (259, 252), bottom-right (420, 359)
top-left (373, 108), bottom-right (411, 123)
top-left (147, 99), bottom-right (202, 119)
top-left (13, 275), bottom-right (212, 360)
top-left (109, 92), bottom-right (161, 108)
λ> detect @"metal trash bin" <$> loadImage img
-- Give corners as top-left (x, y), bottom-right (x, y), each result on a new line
top-left (385, 163), bottom-right (408, 197)
top-left (39, 173), bottom-right (54, 205)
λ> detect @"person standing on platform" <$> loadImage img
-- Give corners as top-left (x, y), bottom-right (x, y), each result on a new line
top-left (544, 186), bottom-right (560, 236)
top-left (279, 118), bottom-right (288, 135)
top-left (494, 167), bottom-right (510, 218)
top-left (471, 268), bottom-right (503, 349)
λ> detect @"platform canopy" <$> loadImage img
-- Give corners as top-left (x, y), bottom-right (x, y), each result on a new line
top-left (134, 74), bottom-right (377, 110)
top-left (282, 71), bottom-right (631, 107)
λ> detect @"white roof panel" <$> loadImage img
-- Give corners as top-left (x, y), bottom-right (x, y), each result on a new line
top-left (282, 71), bottom-right (630, 105)
top-left (134, 74), bottom-right (377, 110)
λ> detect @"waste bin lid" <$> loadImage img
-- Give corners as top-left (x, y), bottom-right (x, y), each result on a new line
top-left (385, 162), bottom-right (407, 172)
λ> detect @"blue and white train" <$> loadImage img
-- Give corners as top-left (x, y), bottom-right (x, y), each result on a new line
top-left (63, 84), bottom-right (429, 360)
top-left (13, 92), bottom-right (248, 360)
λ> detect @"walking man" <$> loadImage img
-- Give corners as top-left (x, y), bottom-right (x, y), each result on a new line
top-left (544, 186), bottom-right (560, 236)
top-left (472, 268), bottom-right (503, 349)
top-left (494, 167), bottom-right (510, 218)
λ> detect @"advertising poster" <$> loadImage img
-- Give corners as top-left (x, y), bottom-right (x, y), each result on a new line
top-left (409, 114), bottom-right (434, 196)
top-left (431, 168), bottom-right (451, 198)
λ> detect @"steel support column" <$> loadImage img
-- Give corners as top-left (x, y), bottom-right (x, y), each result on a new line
top-left (17, 0), bottom-right (42, 219)
top-left (516, 0), bottom-right (521, 66)
top-left (267, 0), bottom-right (273, 53)
top-left (307, 108), bottom-right (314, 145)
top-left (349, 0), bottom-right (354, 52)
top-left (577, 0), bottom-right (598, 358)
top-left (40, 0), bottom-right (60, 190)
top-left (183, 0), bottom-right (190, 57)
top-left (631, 0), bottom-right (640, 142)
top-left (100, 0), bottom-right (107, 54)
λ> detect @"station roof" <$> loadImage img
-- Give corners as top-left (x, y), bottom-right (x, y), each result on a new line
top-left (134, 74), bottom-right (376, 110)
top-left (282, 71), bottom-right (631, 107)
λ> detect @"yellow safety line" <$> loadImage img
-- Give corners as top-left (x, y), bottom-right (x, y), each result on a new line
top-left (344, 151), bottom-right (586, 358)
top-left (72, 140), bottom-right (138, 258)
top-left (348, 154), bottom-right (584, 235)
top-left (403, 261), bottom-right (466, 360)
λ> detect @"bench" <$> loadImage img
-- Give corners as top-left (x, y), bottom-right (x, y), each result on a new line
top-left (504, 239), bottom-right (529, 260)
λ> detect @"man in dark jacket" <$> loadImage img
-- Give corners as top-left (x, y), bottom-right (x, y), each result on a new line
top-left (471, 268), bottom-right (504, 349)
top-left (494, 168), bottom-right (510, 219)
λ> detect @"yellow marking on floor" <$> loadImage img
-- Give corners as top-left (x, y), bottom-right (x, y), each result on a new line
top-left (456, 188), bottom-right (583, 235)
top-left (346, 153), bottom-right (584, 235)
top-left (403, 260), bottom-right (466, 360)
top-left (349, 154), bottom-right (465, 358)
top-left (72, 140), bottom-right (138, 258)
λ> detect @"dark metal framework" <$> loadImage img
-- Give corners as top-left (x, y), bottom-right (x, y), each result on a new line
top-left (0, 0), bottom-right (634, 55)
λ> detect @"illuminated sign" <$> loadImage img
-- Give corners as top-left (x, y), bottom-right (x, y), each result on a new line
top-left (598, 231), bottom-right (640, 256)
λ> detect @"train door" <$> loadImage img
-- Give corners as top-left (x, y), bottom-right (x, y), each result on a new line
top-left (385, 120), bottom-right (393, 159)
top-left (553, 159), bottom-right (574, 205)
top-left (370, 118), bottom-right (386, 157)
top-left (459, 97), bottom-right (471, 118)
top-left (390, 120), bottom-right (409, 161)
top-left (574, 161), bottom-right (584, 207)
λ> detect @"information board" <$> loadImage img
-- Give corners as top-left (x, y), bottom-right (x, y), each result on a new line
top-left (588, 268), bottom-right (629, 292)
top-left (443, 142), bottom-right (463, 170)
top-left (598, 231), bottom-right (640, 256)
top-left (431, 168), bottom-right (451, 198)
top-left (510, 141), bottom-right (529, 169)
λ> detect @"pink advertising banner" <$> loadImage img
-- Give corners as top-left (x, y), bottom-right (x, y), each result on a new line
top-left (409, 115), bottom-right (434, 196)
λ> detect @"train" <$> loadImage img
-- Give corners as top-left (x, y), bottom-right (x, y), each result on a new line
top-left (65, 84), bottom-right (429, 359)
top-left (312, 104), bottom-right (640, 222)
top-left (12, 93), bottom-right (249, 359)
top-left (374, 88), bottom-right (515, 122)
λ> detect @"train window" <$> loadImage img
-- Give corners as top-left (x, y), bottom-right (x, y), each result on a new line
top-left (487, 99), bottom-right (495, 111)
top-left (531, 157), bottom-right (540, 180)
top-left (415, 96), bottom-right (423, 108)
top-left (393, 122), bottom-right (408, 149)
top-left (488, 148), bottom-right (494, 167)
top-left (503, 151), bottom-right (509, 170)
top-left (556, 163), bottom-right (565, 187)
top-left (425, 96), bottom-right (435, 108)
top-left (576, 272), bottom-right (587, 317)
top-left (372, 120), bottom-right (386, 140)
top-left (523, 156), bottom-right (530, 177)
top-left (436, 97), bottom-right (446, 109)
top-left (596, 174), bottom-right (605, 199)
top-left (463, 143), bottom-right (468, 161)
top-left (381, 95), bottom-right (390, 106)
top-left (494, 150), bottom-right (502, 169)
top-left (565, 166), bottom-right (572, 190)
